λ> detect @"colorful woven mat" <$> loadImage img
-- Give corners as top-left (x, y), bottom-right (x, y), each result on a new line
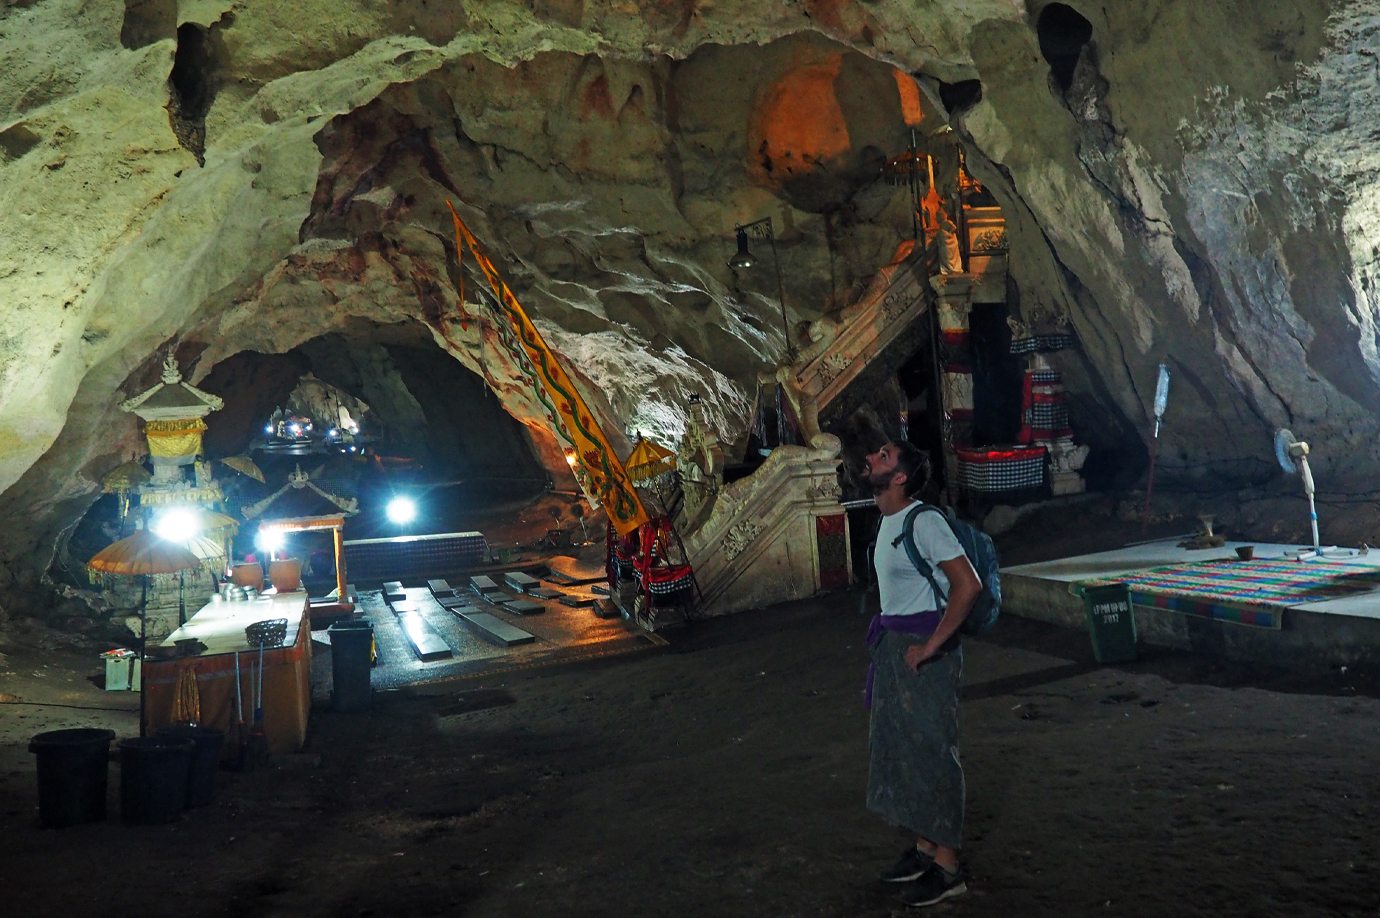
top-left (1079, 558), bottom-right (1380, 629)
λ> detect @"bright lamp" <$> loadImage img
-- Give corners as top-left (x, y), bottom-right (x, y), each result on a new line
top-left (386, 497), bottom-right (417, 525)
top-left (152, 508), bottom-right (201, 542)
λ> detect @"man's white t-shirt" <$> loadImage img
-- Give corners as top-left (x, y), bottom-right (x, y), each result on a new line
top-left (875, 501), bottom-right (966, 616)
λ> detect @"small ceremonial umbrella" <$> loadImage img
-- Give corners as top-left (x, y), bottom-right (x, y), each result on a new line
top-left (100, 460), bottom-right (152, 492)
top-left (625, 436), bottom-right (677, 484)
top-left (89, 530), bottom-right (202, 736)
top-left (100, 461), bottom-right (152, 531)
top-left (219, 455), bottom-right (266, 483)
top-left (183, 533), bottom-right (229, 561)
top-left (196, 509), bottom-right (239, 533)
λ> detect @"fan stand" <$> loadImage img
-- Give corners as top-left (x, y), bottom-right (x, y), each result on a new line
top-left (1273, 429), bottom-right (1351, 562)
top-left (1280, 451), bottom-right (1354, 561)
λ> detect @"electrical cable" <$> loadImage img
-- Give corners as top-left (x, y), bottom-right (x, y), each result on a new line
top-left (0, 699), bottom-right (137, 712)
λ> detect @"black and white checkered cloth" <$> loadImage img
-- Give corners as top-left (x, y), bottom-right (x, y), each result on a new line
top-left (957, 449), bottom-right (1047, 492)
top-left (1010, 333), bottom-right (1076, 355)
top-left (1026, 401), bottom-right (1070, 432)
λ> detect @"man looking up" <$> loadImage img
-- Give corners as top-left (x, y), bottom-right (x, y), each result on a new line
top-left (860, 440), bottom-right (981, 908)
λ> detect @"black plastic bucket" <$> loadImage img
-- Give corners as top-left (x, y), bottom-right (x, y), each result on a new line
top-left (118, 736), bottom-right (194, 824)
top-left (156, 725), bottom-right (226, 807)
top-left (328, 620), bottom-right (374, 712)
top-left (28, 728), bottom-right (117, 828)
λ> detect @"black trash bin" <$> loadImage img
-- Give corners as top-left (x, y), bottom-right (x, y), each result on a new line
top-left (28, 728), bottom-right (117, 828)
top-left (157, 725), bottom-right (226, 807)
top-left (118, 736), bottom-right (194, 824)
top-left (328, 619), bottom-right (374, 712)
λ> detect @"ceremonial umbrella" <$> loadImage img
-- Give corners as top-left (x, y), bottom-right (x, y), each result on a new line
top-left (183, 533), bottom-right (229, 561)
top-left (89, 529), bottom-right (202, 735)
top-left (100, 460), bottom-right (152, 492)
top-left (100, 460), bottom-right (152, 532)
top-left (625, 436), bottom-right (677, 484)
top-left (88, 529), bottom-right (200, 577)
top-left (219, 455), bottom-right (265, 483)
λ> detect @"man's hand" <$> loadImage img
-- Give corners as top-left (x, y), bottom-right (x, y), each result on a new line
top-left (905, 641), bottom-right (940, 671)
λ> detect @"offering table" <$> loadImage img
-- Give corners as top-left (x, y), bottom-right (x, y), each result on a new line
top-left (143, 590), bottom-right (311, 755)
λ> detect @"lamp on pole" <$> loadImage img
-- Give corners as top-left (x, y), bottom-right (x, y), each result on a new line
top-left (729, 217), bottom-right (797, 365)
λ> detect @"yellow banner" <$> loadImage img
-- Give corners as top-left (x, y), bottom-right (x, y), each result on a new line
top-left (448, 202), bottom-right (649, 536)
top-left (146, 431), bottom-right (204, 458)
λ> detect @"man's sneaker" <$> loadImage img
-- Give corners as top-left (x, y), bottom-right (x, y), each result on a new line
top-left (899, 865), bottom-right (967, 908)
top-left (879, 845), bottom-right (935, 883)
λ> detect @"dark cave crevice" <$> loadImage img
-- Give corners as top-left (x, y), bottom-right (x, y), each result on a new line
top-left (1037, 3), bottom-right (1093, 95)
top-left (167, 22), bottom-right (220, 166)
top-left (938, 78), bottom-right (983, 114)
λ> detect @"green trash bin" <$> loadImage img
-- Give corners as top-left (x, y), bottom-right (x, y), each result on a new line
top-left (1077, 582), bottom-right (1138, 664)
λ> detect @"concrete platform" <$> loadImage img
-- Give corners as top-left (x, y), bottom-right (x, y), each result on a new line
top-left (1004, 539), bottom-right (1380, 669)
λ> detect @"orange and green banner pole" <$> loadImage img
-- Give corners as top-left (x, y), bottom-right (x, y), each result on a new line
top-left (447, 202), bottom-right (649, 537)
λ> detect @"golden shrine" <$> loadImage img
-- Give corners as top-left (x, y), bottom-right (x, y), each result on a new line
top-left (98, 354), bottom-right (233, 640)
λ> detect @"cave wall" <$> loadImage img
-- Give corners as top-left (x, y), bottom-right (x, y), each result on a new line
top-left (4, 0), bottom-right (1380, 616)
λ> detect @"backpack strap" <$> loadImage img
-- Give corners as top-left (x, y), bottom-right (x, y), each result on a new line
top-left (859, 512), bottom-right (885, 616)
top-left (891, 503), bottom-right (948, 612)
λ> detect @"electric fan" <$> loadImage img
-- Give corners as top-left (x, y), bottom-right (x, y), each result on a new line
top-left (1273, 428), bottom-right (1328, 558)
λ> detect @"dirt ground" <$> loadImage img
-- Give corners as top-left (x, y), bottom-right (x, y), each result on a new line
top-left (2, 499), bottom-right (1379, 917)
top-left (0, 595), bottom-right (1377, 917)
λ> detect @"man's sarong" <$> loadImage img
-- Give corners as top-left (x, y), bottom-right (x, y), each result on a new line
top-left (866, 630), bottom-right (964, 849)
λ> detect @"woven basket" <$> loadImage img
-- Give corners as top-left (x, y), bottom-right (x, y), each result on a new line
top-left (245, 618), bottom-right (289, 649)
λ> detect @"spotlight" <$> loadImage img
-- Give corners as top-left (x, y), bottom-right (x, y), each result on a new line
top-left (264, 425), bottom-right (273, 434)
top-left (328, 427), bottom-right (339, 438)
top-left (386, 497), bottom-right (417, 525)
top-left (255, 529), bottom-right (285, 553)
top-left (152, 508), bottom-right (201, 542)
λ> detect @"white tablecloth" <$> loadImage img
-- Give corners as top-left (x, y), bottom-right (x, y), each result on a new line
top-left (162, 590), bottom-right (307, 655)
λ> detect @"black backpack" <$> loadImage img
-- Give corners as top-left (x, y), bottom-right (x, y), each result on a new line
top-left (865, 503), bottom-right (1002, 635)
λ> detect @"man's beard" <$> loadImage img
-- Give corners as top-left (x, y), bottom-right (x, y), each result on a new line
top-left (860, 462), bottom-right (889, 494)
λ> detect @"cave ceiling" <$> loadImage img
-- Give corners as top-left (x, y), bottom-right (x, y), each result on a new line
top-left (2, 0), bottom-right (1380, 603)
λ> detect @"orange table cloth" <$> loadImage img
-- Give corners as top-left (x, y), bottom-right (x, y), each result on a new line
top-left (143, 592), bottom-right (311, 755)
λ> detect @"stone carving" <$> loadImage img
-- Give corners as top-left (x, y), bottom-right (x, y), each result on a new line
top-left (1007, 310), bottom-right (1070, 341)
top-left (938, 211), bottom-right (964, 274)
top-left (805, 479), bottom-right (842, 502)
top-left (815, 352), bottom-right (851, 387)
top-left (1044, 437), bottom-right (1090, 474)
top-left (879, 290), bottom-right (913, 324)
top-left (723, 520), bottom-right (763, 562)
top-left (1041, 436), bottom-right (1090, 496)
top-left (970, 229), bottom-right (1009, 253)
top-left (678, 396), bottom-right (723, 489)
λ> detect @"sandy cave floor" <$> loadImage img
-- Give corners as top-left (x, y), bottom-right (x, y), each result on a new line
top-left (1, 502), bottom-right (1379, 916)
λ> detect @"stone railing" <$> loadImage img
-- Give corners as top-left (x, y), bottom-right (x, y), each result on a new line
top-left (684, 434), bottom-right (850, 618)
top-left (793, 245), bottom-right (932, 419)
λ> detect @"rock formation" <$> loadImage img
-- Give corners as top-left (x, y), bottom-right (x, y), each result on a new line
top-left (2, 0), bottom-right (1378, 620)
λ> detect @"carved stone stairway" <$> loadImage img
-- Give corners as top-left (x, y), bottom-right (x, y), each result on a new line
top-left (675, 228), bottom-right (1016, 620)
top-left (793, 243), bottom-right (934, 427)
top-left (683, 436), bottom-right (850, 618)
